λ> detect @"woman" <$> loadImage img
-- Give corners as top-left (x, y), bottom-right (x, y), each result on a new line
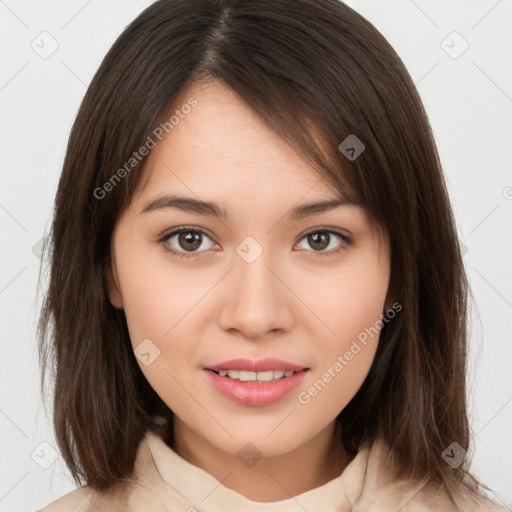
top-left (38, 0), bottom-right (506, 510)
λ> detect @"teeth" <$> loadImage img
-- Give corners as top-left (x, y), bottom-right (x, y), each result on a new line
top-left (239, 370), bottom-right (256, 381)
top-left (216, 369), bottom-right (297, 382)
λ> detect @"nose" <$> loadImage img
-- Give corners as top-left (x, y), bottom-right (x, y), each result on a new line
top-left (217, 243), bottom-right (295, 340)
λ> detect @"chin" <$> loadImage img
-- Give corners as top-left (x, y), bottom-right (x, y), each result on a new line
top-left (197, 421), bottom-right (316, 459)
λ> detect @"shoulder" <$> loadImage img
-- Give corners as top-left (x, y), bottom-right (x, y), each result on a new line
top-left (355, 437), bottom-right (507, 512)
top-left (39, 427), bottom-right (168, 512)
top-left (39, 481), bottom-right (150, 512)
top-left (357, 470), bottom-right (507, 511)
top-left (399, 481), bottom-right (507, 512)
top-left (374, 480), bottom-right (507, 512)
top-left (39, 486), bottom-right (96, 512)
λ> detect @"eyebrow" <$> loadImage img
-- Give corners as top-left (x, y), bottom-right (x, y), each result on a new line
top-left (141, 193), bottom-right (361, 220)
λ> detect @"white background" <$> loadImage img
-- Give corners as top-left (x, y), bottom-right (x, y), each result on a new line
top-left (0, 0), bottom-right (511, 510)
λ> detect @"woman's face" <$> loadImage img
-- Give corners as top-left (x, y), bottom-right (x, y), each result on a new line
top-left (109, 80), bottom-right (392, 458)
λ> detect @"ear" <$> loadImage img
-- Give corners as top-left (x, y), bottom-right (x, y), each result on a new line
top-left (106, 261), bottom-right (123, 309)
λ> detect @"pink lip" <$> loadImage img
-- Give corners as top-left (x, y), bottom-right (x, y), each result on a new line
top-left (205, 358), bottom-right (307, 372)
top-left (204, 359), bottom-right (309, 406)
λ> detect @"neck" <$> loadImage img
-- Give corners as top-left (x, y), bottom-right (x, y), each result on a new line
top-left (167, 418), bottom-right (353, 502)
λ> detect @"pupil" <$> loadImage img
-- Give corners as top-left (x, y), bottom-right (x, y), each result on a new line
top-left (309, 232), bottom-right (329, 251)
top-left (179, 231), bottom-right (201, 251)
top-left (176, 231), bottom-right (330, 252)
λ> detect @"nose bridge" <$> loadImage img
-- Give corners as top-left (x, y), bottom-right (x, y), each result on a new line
top-left (233, 234), bottom-right (279, 308)
top-left (217, 235), bottom-right (293, 338)
top-left (235, 237), bottom-right (274, 294)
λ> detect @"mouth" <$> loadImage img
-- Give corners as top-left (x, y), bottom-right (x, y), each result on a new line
top-left (209, 369), bottom-right (302, 383)
top-left (203, 358), bottom-right (309, 406)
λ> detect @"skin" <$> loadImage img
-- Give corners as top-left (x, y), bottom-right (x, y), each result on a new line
top-left (108, 80), bottom-right (392, 502)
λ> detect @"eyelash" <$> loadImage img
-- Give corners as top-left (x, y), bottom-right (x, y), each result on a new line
top-left (158, 226), bottom-right (352, 260)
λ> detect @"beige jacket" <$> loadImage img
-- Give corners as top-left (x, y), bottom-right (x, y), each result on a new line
top-left (40, 427), bottom-right (507, 512)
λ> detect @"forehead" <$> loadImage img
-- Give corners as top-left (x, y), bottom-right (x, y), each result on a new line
top-left (134, 80), bottom-right (349, 205)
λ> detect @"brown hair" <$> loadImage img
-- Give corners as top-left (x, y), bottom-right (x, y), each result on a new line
top-left (38, 0), bottom-right (493, 506)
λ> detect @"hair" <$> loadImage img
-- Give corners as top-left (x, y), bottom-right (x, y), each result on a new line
top-left (37, 0), bottom-right (494, 507)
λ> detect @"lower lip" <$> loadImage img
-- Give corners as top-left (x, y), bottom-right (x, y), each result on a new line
top-left (204, 369), bottom-right (308, 406)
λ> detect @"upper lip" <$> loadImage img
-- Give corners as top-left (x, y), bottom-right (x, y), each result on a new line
top-left (205, 358), bottom-right (308, 372)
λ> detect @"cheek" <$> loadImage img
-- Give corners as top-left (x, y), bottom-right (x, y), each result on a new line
top-left (305, 254), bottom-right (389, 348)
top-left (115, 237), bottom-right (203, 346)
top-left (297, 343), bottom-right (376, 425)
top-left (297, 286), bottom-right (385, 420)
top-left (115, 247), bottom-right (204, 412)
top-left (115, 241), bottom-right (212, 399)
top-left (295, 252), bottom-right (388, 413)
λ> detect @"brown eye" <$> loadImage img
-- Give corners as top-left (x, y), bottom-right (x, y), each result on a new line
top-left (177, 231), bottom-right (202, 251)
top-left (296, 229), bottom-right (351, 256)
top-left (160, 227), bottom-right (216, 257)
top-left (307, 231), bottom-right (330, 251)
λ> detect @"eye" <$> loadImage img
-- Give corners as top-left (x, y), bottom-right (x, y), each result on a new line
top-left (159, 227), bottom-right (217, 259)
top-left (295, 229), bottom-right (352, 256)
top-left (158, 226), bottom-right (352, 260)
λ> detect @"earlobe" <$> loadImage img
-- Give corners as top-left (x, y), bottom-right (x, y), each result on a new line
top-left (106, 263), bottom-right (123, 309)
